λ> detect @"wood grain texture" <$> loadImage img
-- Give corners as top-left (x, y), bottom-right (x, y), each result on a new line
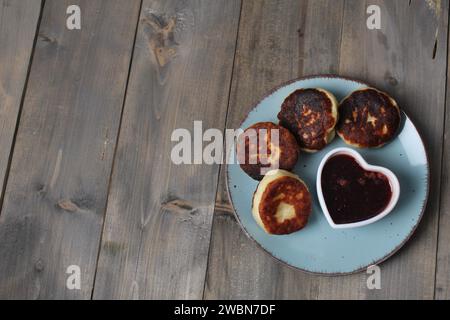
top-left (0, 0), bottom-right (447, 300)
top-left (0, 0), bottom-right (42, 202)
top-left (317, 0), bottom-right (448, 300)
top-left (92, 0), bottom-right (241, 299)
top-left (205, 0), bottom-right (449, 299)
top-left (436, 0), bottom-right (450, 300)
top-left (204, 0), bottom-right (345, 300)
top-left (0, 0), bottom-right (141, 299)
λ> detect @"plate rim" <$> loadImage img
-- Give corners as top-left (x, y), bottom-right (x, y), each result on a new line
top-left (225, 74), bottom-right (431, 276)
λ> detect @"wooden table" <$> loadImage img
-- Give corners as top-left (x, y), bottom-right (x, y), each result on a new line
top-left (0, 0), bottom-right (449, 300)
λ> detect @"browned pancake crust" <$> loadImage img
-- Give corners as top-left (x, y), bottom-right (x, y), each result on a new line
top-left (278, 89), bottom-right (335, 151)
top-left (258, 176), bottom-right (311, 235)
top-left (237, 122), bottom-right (299, 180)
top-left (337, 88), bottom-right (400, 148)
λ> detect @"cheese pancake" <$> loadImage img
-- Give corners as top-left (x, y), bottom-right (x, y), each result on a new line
top-left (252, 170), bottom-right (312, 235)
top-left (337, 88), bottom-right (401, 148)
top-left (278, 88), bottom-right (338, 152)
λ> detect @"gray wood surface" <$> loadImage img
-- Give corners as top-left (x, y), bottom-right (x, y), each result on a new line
top-left (92, 0), bottom-right (241, 299)
top-left (0, 0), bottom-right (42, 203)
top-left (318, 0), bottom-right (448, 299)
top-left (436, 0), bottom-right (450, 299)
top-left (0, 0), bottom-right (449, 300)
top-left (0, 0), bottom-right (141, 299)
top-left (205, 0), bottom-right (449, 300)
top-left (204, 0), bottom-right (345, 300)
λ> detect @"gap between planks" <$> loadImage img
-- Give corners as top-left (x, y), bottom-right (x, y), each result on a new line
top-left (0, 0), bottom-right (46, 216)
top-left (200, 0), bottom-right (243, 300)
top-left (89, 0), bottom-right (145, 300)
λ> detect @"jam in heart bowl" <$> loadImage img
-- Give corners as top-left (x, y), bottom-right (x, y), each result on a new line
top-left (316, 147), bottom-right (400, 229)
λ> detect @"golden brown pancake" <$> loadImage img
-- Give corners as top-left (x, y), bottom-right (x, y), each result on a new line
top-left (237, 122), bottom-right (299, 180)
top-left (252, 170), bottom-right (312, 235)
top-left (277, 88), bottom-right (338, 152)
top-left (337, 87), bottom-right (401, 148)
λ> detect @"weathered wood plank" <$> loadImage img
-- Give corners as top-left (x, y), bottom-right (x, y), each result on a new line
top-left (0, 0), bottom-right (42, 203)
top-left (436, 0), bottom-right (450, 300)
top-left (205, 0), bottom-right (448, 299)
top-left (204, 0), bottom-right (345, 300)
top-left (0, 0), bottom-right (141, 299)
top-left (92, 0), bottom-right (241, 299)
top-left (315, 0), bottom-right (448, 300)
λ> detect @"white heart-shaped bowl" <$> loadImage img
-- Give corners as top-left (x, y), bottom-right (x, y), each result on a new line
top-left (316, 147), bottom-right (400, 229)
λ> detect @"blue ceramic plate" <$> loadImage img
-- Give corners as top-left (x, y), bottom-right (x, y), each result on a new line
top-left (226, 75), bottom-right (429, 275)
